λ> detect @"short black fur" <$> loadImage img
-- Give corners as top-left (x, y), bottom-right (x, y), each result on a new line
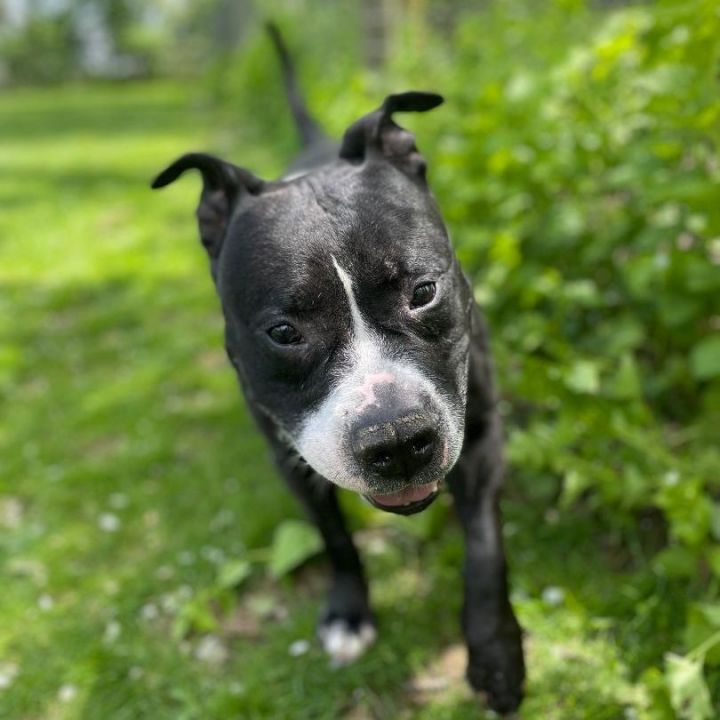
top-left (151, 26), bottom-right (525, 714)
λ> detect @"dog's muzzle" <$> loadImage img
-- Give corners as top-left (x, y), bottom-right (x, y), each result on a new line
top-left (351, 410), bottom-right (444, 514)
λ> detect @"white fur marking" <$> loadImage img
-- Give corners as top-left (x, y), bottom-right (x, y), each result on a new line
top-left (319, 620), bottom-right (377, 665)
top-left (331, 255), bottom-right (370, 344)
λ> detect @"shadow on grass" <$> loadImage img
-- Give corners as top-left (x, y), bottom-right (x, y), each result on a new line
top-left (2, 167), bottom-right (160, 195)
top-left (0, 86), bottom-right (205, 142)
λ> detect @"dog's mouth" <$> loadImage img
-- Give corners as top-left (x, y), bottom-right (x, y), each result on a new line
top-left (364, 480), bottom-right (441, 516)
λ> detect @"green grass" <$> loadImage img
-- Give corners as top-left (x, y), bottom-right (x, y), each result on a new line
top-left (0, 82), bottom-right (686, 719)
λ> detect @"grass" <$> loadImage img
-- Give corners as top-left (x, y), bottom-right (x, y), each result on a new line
top-left (0, 82), bottom-right (686, 719)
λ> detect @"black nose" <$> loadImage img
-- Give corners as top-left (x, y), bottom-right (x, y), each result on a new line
top-left (351, 414), bottom-right (438, 480)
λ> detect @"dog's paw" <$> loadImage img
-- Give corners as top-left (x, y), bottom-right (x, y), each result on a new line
top-left (468, 664), bottom-right (523, 716)
top-left (466, 631), bottom-right (525, 715)
top-left (318, 616), bottom-right (376, 665)
top-left (318, 573), bottom-right (376, 665)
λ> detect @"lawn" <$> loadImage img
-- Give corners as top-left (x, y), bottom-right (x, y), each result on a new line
top-left (0, 82), bottom-right (701, 719)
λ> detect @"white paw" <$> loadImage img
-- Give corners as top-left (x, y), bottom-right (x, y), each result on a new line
top-left (318, 620), bottom-right (377, 665)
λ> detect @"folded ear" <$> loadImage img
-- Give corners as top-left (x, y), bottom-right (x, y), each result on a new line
top-left (339, 91), bottom-right (443, 179)
top-left (151, 153), bottom-right (265, 258)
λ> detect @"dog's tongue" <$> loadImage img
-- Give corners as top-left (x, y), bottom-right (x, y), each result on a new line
top-left (371, 483), bottom-right (436, 507)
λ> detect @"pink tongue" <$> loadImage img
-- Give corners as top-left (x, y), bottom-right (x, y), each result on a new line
top-left (371, 483), bottom-right (435, 507)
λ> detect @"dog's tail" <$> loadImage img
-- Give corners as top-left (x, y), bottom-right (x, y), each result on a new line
top-left (266, 22), bottom-right (325, 148)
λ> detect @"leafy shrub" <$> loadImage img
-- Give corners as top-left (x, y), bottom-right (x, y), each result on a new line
top-left (418, 0), bottom-right (720, 545)
top-left (427, 0), bottom-right (719, 567)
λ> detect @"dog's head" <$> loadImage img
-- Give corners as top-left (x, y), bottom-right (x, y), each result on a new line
top-left (153, 93), bottom-right (473, 514)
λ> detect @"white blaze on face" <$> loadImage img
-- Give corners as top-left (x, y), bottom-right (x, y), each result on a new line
top-left (293, 256), bottom-right (464, 491)
top-left (331, 256), bottom-right (367, 341)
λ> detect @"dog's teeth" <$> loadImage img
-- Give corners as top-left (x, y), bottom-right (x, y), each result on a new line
top-left (432, 481), bottom-right (439, 491)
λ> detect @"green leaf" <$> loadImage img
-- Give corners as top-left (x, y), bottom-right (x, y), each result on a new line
top-left (664, 653), bottom-right (713, 720)
top-left (685, 603), bottom-right (720, 667)
top-left (602, 317), bottom-right (645, 356)
top-left (639, 666), bottom-right (675, 720)
top-left (268, 519), bottom-right (322, 578)
top-left (562, 279), bottom-right (600, 306)
top-left (653, 545), bottom-right (698, 578)
top-left (564, 360), bottom-right (600, 394)
top-left (560, 468), bottom-right (590, 507)
top-left (216, 559), bottom-right (252, 591)
top-left (608, 354), bottom-right (641, 399)
top-left (657, 476), bottom-right (712, 547)
top-left (690, 335), bottom-right (720, 380)
top-left (172, 592), bottom-right (218, 640)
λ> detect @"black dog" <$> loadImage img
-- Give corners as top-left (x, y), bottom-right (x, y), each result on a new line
top-left (152, 26), bottom-right (525, 714)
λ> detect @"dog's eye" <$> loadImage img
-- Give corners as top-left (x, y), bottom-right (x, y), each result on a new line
top-left (268, 323), bottom-right (303, 345)
top-left (410, 281), bottom-right (436, 308)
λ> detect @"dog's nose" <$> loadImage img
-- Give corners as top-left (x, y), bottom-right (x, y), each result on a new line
top-left (351, 414), bottom-right (438, 480)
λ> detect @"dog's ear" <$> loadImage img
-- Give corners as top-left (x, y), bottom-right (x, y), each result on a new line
top-left (339, 92), bottom-right (443, 179)
top-left (151, 153), bottom-right (265, 258)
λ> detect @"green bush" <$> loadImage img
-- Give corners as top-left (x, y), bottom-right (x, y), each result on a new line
top-left (426, 0), bottom-right (720, 570)
top-left (420, 0), bottom-right (720, 539)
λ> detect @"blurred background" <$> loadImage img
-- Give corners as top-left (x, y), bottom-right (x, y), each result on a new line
top-left (1, 1), bottom-right (718, 718)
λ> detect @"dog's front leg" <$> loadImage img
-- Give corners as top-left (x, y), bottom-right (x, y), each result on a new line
top-left (448, 416), bottom-right (525, 714)
top-left (273, 446), bottom-right (376, 664)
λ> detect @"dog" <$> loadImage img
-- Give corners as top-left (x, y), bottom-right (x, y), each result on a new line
top-left (151, 25), bottom-right (525, 714)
